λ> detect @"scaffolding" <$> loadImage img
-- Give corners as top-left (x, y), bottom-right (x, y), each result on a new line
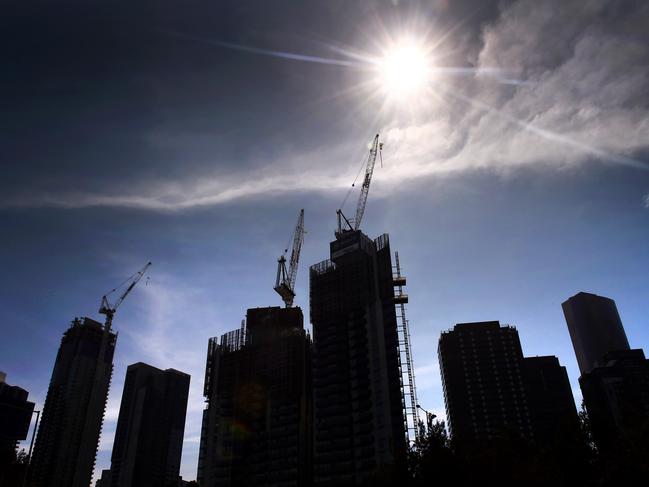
top-left (393, 251), bottom-right (419, 443)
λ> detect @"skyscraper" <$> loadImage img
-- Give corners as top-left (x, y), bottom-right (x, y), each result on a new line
top-left (562, 292), bottom-right (649, 450)
top-left (438, 321), bottom-right (534, 446)
top-left (562, 292), bottom-right (630, 375)
top-left (198, 306), bottom-right (312, 487)
top-left (28, 317), bottom-right (116, 487)
top-left (0, 373), bottom-right (35, 470)
top-left (108, 363), bottom-right (190, 487)
top-left (309, 230), bottom-right (406, 485)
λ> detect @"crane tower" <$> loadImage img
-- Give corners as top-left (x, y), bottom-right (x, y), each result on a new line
top-left (274, 210), bottom-right (305, 307)
top-left (336, 133), bottom-right (382, 238)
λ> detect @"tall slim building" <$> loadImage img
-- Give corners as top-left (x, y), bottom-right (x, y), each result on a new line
top-left (438, 322), bottom-right (534, 446)
top-left (108, 362), bottom-right (190, 487)
top-left (309, 230), bottom-right (406, 485)
top-left (28, 317), bottom-right (116, 487)
top-left (198, 306), bottom-right (312, 487)
top-left (0, 373), bottom-right (35, 468)
top-left (562, 292), bottom-right (630, 375)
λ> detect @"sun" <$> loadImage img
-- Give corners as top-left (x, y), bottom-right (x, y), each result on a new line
top-left (379, 42), bottom-right (431, 98)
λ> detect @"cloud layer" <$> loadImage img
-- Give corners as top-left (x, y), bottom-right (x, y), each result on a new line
top-left (3, 0), bottom-right (648, 211)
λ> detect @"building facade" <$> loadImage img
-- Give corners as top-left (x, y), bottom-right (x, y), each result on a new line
top-left (0, 373), bottom-right (35, 477)
top-left (309, 230), bottom-right (406, 486)
top-left (108, 363), bottom-right (190, 487)
top-left (198, 306), bottom-right (312, 487)
top-left (28, 317), bottom-right (116, 487)
top-left (579, 349), bottom-right (649, 450)
top-left (562, 292), bottom-right (629, 375)
top-left (522, 356), bottom-right (578, 446)
top-left (438, 321), bottom-right (534, 447)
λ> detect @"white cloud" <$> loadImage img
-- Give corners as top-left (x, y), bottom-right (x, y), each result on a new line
top-left (644, 193), bottom-right (649, 208)
top-left (414, 361), bottom-right (441, 392)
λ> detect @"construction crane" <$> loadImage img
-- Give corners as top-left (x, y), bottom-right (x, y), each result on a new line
top-left (99, 261), bottom-right (152, 331)
top-left (336, 133), bottom-right (383, 238)
top-left (274, 210), bottom-right (305, 307)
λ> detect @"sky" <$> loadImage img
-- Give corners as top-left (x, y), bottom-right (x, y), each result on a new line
top-left (2, 0), bottom-right (649, 482)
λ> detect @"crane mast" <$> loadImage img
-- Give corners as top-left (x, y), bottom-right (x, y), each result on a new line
top-left (274, 210), bottom-right (305, 307)
top-left (99, 261), bottom-right (152, 331)
top-left (336, 133), bottom-right (383, 238)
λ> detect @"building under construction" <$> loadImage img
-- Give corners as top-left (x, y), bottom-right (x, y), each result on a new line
top-left (27, 317), bottom-right (116, 487)
top-left (197, 306), bottom-right (313, 486)
top-left (310, 230), bottom-right (410, 485)
top-left (27, 263), bottom-right (149, 487)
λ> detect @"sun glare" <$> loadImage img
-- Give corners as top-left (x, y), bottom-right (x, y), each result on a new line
top-left (379, 43), bottom-right (431, 97)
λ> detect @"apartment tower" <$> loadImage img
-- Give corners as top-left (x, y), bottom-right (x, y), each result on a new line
top-left (28, 317), bottom-right (116, 487)
top-left (309, 230), bottom-right (406, 485)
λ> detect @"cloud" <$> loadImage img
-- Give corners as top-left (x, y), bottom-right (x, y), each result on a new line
top-left (3, 0), bottom-right (648, 212)
top-left (644, 193), bottom-right (649, 208)
top-left (414, 361), bottom-right (441, 391)
top-left (382, 0), bottom-right (649, 177)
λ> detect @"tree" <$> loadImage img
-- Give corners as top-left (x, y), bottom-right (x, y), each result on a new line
top-left (408, 416), bottom-right (456, 485)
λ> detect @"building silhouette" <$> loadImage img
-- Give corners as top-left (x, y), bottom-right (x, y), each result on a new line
top-left (0, 372), bottom-right (35, 472)
top-left (579, 349), bottom-right (649, 450)
top-left (108, 362), bottom-right (190, 487)
top-left (309, 230), bottom-right (406, 485)
top-left (439, 321), bottom-right (579, 451)
top-left (27, 317), bottom-right (116, 487)
top-left (438, 322), bottom-right (534, 446)
top-left (96, 469), bottom-right (112, 487)
top-left (198, 306), bottom-right (313, 486)
top-left (522, 356), bottom-right (578, 445)
top-left (562, 292), bottom-right (629, 375)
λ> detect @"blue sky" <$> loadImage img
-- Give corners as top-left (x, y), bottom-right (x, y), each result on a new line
top-left (2, 0), bottom-right (649, 482)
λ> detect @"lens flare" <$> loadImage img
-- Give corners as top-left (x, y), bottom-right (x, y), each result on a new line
top-left (379, 43), bottom-right (430, 97)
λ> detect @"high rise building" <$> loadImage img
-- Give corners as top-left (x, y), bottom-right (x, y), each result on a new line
top-left (562, 292), bottom-right (649, 450)
top-left (562, 292), bottom-right (630, 375)
top-left (108, 362), bottom-right (190, 487)
top-left (309, 230), bottom-right (406, 485)
top-left (0, 373), bottom-right (35, 468)
top-left (198, 306), bottom-right (312, 487)
top-left (438, 321), bottom-right (534, 446)
top-left (522, 356), bottom-right (578, 445)
top-left (28, 317), bottom-right (116, 487)
top-left (579, 350), bottom-right (649, 450)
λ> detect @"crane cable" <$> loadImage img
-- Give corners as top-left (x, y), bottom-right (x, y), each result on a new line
top-left (339, 149), bottom-right (371, 211)
top-left (104, 267), bottom-right (147, 298)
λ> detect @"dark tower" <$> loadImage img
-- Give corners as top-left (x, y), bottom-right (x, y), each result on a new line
top-left (309, 230), bottom-right (406, 486)
top-left (562, 292), bottom-right (649, 450)
top-left (522, 356), bottom-right (578, 445)
top-left (28, 317), bottom-right (116, 487)
top-left (438, 321), bottom-right (534, 447)
top-left (108, 363), bottom-right (190, 487)
top-left (198, 306), bottom-right (313, 487)
top-left (562, 292), bottom-right (630, 375)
